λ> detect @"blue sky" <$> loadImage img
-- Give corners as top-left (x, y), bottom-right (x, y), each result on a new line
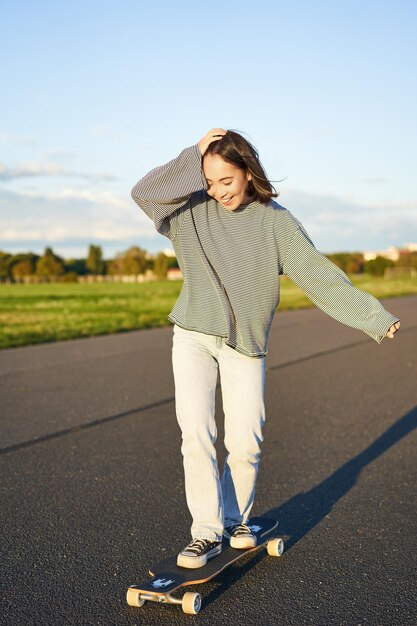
top-left (1, 0), bottom-right (416, 258)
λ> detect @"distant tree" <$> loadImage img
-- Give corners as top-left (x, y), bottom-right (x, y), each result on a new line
top-left (327, 252), bottom-right (347, 272)
top-left (345, 253), bottom-right (365, 274)
top-left (60, 271), bottom-right (79, 283)
top-left (65, 258), bottom-right (88, 275)
top-left (395, 251), bottom-right (417, 270)
top-left (12, 259), bottom-right (34, 279)
top-left (154, 252), bottom-right (169, 279)
top-left (166, 255), bottom-right (179, 269)
top-left (107, 246), bottom-right (147, 275)
top-left (107, 254), bottom-right (124, 276)
top-left (125, 246), bottom-right (148, 274)
top-left (326, 252), bottom-right (364, 274)
top-left (0, 251), bottom-right (12, 281)
top-left (86, 244), bottom-right (104, 275)
top-left (36, 247), bottom-right (65, 280)
top-left (10, 252), bottom-right (38, 274)
top-left (364, 255), bottom-right (395, 277)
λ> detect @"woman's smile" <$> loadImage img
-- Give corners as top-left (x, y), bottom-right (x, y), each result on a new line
top-left (203, 153), bottom-right (251, 211)
top-left (221, 195), bottom-right (234, 206)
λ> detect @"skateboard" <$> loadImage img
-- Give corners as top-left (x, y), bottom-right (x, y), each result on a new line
top-left (126, 516), bottom-right (284, 615)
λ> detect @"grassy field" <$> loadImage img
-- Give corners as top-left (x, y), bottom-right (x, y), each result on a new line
top-left (1, 274), bottom-right (415, 350)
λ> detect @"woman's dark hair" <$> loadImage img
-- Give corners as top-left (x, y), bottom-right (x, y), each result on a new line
top-left (204, 130), bottom-right (278, 204)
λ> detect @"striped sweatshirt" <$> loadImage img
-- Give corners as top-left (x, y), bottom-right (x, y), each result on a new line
top-left (131, 144), bottom-right (400, 357)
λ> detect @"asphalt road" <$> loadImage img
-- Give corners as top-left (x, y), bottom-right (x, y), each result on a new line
top-left (1, 295), bottom-right (416, 626)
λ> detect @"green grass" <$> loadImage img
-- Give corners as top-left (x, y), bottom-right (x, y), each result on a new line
top-left (0, 281), bottom-right (183, 349)
top-left (1, 274), bottom-right (415, 350)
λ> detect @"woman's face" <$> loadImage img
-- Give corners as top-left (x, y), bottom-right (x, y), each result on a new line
top-left (203, 153), bottom-right (251, 211)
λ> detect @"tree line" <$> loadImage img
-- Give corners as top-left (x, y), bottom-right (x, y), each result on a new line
top-left (0, 245), bottom-right (416, 284)
top-left (0, 245), bottom-right (179, 283)
top-left (325, 251), bottom-right (417, 277)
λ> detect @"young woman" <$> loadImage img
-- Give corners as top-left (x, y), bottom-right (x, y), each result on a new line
top-left (131, 128), bottom-right (401, 569)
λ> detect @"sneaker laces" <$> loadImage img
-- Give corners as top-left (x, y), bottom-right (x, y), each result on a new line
top-left (185, 538), bottom-right (211, 555)
top-left (230, 523), bottom-right (252, 536)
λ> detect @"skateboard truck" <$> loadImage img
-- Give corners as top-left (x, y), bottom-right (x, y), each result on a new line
top-left (127, 588), bottom-right (202, 614)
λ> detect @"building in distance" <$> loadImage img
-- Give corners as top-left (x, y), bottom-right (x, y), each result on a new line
top-left (363, 243), bottom-right (417, 262)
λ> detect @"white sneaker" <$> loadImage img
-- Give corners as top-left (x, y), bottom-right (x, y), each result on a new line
top-left (224, 523), bottom-right (257, 549)
top-left (177, 538), bottom-right (222, 569)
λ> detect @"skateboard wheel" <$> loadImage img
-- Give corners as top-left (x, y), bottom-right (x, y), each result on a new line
top-left (182, 591), bottom-right (202, 614)
top-left (267, 538), bottom-right (284, 557)
top-left (126, 589), bottom-right (146, 607)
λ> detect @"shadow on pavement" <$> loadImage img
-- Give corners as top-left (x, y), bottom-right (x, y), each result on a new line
top-left (200, 405), bottom-right (417, 608)
top-left (264, 404), bottom-right (417, 550)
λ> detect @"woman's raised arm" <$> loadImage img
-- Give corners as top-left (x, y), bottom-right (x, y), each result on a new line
top-left (131, 143), bottom-right (205, 237)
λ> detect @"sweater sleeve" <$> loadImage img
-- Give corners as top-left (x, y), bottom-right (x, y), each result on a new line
top-left (131, 144), bottom-right (207, 238)
top-left (282, 222), bottom-right (400, 344)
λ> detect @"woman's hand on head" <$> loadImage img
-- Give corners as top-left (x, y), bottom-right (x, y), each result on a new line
top-left (198, 128), bottom-right (227, 156)
top-left (386, 321), bottom-right (401, 339)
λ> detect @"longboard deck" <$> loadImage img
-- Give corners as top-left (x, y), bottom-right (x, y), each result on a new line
top-left (127, 517), bottom-right (280, 598)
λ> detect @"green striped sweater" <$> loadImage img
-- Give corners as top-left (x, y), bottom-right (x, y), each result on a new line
top-left (131, 144), bottom-right (399, 357)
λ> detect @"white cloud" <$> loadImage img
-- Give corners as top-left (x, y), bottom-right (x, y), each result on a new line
top-left (0, 132), bottom-right (35, 145)
top-left (276, 187), bottom-right (417, 251)
top-left (0, 161), bottom-right (117, 181)
top-left (41, 149), bottom-right (77, 162)
top-left (0, 187), bottom-right (156, 245)
top-left (1, 185), bottom-right (416, 257)
top-left (21, 187), bottom-right (130, 209)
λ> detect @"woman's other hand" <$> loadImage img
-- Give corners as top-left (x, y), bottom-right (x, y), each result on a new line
top-left (386, 321), bottom-right (401, 339)
top-left (198, 128), bottom-right (227, 156)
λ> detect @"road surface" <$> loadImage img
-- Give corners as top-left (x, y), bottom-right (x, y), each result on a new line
top-left (1, 295), bottom-right (416, 625)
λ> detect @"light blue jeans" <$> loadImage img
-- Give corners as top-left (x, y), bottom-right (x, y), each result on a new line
top-left (172, 324), bottom-right (266, 541)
